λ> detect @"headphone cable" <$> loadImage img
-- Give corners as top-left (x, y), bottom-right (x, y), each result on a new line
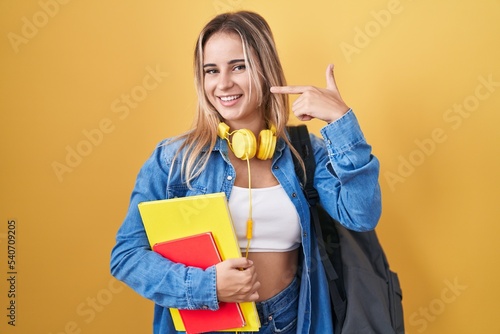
top-left (244, 157), bottom-right (253, 258)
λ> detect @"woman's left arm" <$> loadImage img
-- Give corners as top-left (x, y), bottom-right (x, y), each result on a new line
top-left (272, 64), bottom-right (381, 231)
top-left (313, 110), bottom-right (381, 231)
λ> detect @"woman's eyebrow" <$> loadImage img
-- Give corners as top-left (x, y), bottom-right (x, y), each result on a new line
top-left (228, 58), bottom-right (245, 64)
top-left (203, 59), bottom-right (246, 68)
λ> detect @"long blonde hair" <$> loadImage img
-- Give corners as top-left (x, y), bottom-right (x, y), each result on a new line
top-left (173, 11), bottom-right (300, 185)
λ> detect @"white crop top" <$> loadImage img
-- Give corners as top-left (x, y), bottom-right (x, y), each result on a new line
top-left (228, 184), bottom-right (302, 252)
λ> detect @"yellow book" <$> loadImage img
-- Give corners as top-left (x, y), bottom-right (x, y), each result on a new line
top-left (138, 192), bottom-right (261, 332)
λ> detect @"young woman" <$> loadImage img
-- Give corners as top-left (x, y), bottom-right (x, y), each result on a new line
top-left (110, 11), bottom-right (381, 334)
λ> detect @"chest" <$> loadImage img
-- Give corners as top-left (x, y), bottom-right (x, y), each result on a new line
top-left (229, 155), bottom-right (278, 188)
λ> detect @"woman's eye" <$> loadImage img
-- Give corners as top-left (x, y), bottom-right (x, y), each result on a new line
top-left (233, 64), bottom-right (246, 71)
top-left (204, 68), bottom-right (217, 75)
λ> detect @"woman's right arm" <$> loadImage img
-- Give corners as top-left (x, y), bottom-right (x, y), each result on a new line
top-left (110, 143), bottom-right (220, 311)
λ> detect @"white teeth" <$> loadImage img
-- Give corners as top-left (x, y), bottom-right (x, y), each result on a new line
top-left (220, 95), bottom-right (241, 102)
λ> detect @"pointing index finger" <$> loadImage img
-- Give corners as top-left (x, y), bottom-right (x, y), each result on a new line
top-left (270, 86), bottom-right (310, 95)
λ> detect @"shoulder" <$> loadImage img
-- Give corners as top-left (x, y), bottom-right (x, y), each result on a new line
top-left (152, 135), bottom-right (190, 162)
top-left (152, 133), bottom-right (221, 168)
top-left (134, 137), bottom-right (185, 178)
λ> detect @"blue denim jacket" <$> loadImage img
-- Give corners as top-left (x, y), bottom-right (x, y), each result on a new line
top-left (110, 110), bottom-right (381, 333)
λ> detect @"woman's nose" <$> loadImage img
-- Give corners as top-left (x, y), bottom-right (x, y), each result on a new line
top-left (217, 72), bottom-right (234, 90)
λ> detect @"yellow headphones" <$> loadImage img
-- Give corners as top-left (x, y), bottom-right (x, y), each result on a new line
top-left (217, 122), bottom-right (277, 257)
top-left (217, 122), bottom-right (277, 160)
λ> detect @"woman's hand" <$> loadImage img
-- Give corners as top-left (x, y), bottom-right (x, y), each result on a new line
top-left (271, 64), bottom-right (350, 123)
top-left (215, 257), bottom-right (260, 303)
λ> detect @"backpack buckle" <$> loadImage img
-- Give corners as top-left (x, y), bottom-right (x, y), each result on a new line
top-left (304, 187), bottom-right (320, 206)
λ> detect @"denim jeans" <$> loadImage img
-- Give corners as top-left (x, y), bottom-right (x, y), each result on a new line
top-left (211, 276), bottom-right (299, 334)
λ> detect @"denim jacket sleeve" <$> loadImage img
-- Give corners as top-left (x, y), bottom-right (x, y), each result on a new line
top-left (315, 109), bottom-right (382, 231)
top-left (110, 142), bottom-right (220, 311)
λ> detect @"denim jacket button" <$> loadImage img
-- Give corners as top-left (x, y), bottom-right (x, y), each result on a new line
top-left (227, 176), bottom-right (233, 181)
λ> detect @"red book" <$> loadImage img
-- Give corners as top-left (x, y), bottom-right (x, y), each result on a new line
top-left (153, 232), bottom-right (245, 333)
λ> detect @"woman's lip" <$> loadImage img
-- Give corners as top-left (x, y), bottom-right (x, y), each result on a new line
top-left (218, 94), bottom-right (242, 106)
top-left (218, 94), bottom-right (242, 101)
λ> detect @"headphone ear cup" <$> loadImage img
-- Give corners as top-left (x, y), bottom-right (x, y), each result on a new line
top-left (256, 129), bottom-right (277, 160)
top-left (232, 129), bottom-right (257, 160)
top-left (217, 122), bottom-right (230, 140)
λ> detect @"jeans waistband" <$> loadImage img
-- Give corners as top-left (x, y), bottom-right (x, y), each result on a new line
top-left (255, 276), bottom-right (299, 324)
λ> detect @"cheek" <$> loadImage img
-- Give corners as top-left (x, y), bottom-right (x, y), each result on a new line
top-left (203, 79), bottom-right (214, 100)
top-left (203, 78), bottom-right (210, 93)
top-left (205, 76), bottom-right (218, 92)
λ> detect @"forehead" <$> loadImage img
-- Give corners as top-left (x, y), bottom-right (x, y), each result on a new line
top-left (203, 32), bottom-right (245, 63)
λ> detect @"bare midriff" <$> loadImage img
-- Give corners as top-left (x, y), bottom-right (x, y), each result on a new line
top-left (247, 248), bottom-right (299, 301)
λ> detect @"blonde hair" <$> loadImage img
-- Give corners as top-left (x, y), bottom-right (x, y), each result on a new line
top-left (172, 11), bottom-right (301, 185)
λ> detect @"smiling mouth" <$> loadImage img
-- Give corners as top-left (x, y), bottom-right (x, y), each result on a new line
top-left (219, 95), bottom-right (242, 102)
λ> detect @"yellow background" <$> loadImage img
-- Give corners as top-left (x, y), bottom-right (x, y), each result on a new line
top-left (1, 0), bottom-right (499, 333)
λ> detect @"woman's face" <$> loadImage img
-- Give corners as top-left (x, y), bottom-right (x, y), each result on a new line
top-left (203, 32), bottom-right (261, 129)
